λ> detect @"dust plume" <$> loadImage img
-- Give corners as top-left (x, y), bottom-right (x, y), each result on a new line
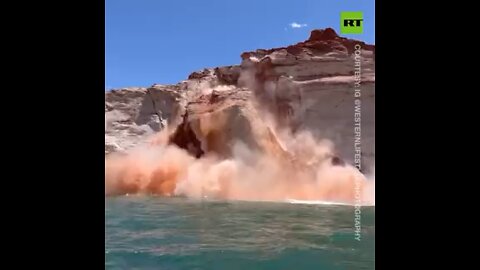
top-left (105, 65), bottom-right (375, 205)
top-left (105, 126), bottom-right (374, 205)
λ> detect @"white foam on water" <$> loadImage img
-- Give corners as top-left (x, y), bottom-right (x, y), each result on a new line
top-left (284, 199), bottom-right (351, 206)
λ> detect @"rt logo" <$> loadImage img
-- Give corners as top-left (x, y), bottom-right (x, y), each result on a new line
top-left (341, 12), bottom-right (363, 34)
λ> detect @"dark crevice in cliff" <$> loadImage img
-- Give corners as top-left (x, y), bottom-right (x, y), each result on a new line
top-left (168, 112), bottom-right (204, 158)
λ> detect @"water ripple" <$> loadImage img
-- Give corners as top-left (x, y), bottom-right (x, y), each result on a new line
top-left (106, 196), bottom-right (374, 269)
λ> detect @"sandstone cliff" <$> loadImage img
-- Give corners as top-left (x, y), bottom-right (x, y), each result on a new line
top-left (105, 28), bottom-right (375, 174)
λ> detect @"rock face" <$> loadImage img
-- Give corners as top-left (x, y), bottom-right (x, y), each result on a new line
top-left (105, 28), bottom-right (374, 173)
top-left (168, 88), bottom-right (289, 161)
top-left (104, 86), bottom-right (182, 154)
top-left (237, 28), bottom-right (374, 172)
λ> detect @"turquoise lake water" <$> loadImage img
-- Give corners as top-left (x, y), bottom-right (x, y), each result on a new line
top-left (106, 196), bottom-right (375, 270)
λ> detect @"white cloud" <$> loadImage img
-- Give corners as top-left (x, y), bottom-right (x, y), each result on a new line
top-left (289, 22), bottom-right (307, 29)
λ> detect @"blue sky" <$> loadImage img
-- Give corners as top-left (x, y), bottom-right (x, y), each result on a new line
top-left (106, 0), bottom-right (375, 89)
